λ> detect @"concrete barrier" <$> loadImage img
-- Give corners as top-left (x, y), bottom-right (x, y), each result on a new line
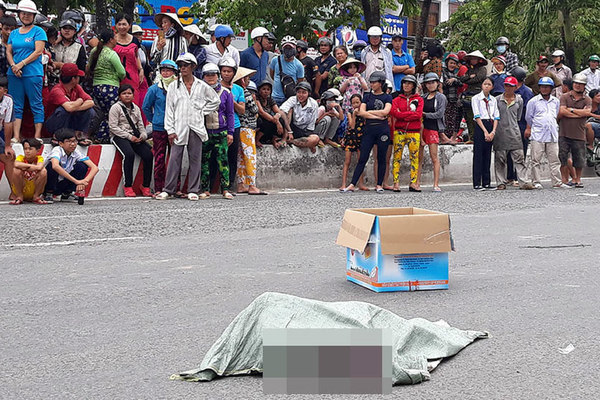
top-left (0, 143), bottom-right (596, 198)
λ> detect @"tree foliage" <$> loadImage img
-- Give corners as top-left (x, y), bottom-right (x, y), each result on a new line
top-left (190, 0), bottom-right (419, 45)
top-left (437, 0), bottom-right (600, 72)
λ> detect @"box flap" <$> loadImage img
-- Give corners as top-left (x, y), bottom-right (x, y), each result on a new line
top-left (336, 209), bottom-right (377, 252)
top-left (378, 213), bottom-right (452, 254)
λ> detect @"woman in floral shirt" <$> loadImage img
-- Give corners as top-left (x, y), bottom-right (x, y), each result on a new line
top-left (327, 45), bottom-right (349, 90)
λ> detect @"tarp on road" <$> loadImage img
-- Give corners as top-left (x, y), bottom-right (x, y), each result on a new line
top-left (170, 292), bottom-right (488, 385)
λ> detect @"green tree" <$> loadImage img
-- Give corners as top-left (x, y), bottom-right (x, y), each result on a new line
top-left (190, 0), bottom-right (419, 44)
top-left (491, 0), bottom-right (599, 71)
top-left (437, 0), bottom-right (600, 72)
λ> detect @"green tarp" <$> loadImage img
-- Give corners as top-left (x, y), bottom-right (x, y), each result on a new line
top-left (170, 292), bottom-right (488, 385)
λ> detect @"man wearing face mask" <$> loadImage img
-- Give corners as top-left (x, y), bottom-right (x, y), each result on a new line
top-left (494, 36), bottom-right (519, 74)
top-left (269, 35), bottom-right (305, 105)
top-left (351, 40), bottom-right (367, 61)
top-left (296, 40), bottom-right (318, 94)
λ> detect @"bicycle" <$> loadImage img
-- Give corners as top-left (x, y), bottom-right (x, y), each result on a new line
top-left (587, 138), bottom-right (600, 176)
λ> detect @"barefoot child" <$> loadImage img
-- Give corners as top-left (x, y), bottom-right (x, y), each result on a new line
top-left (340, 94), bottom-right (367, 190)
top-left (10, 138), bottom-right (47, 204)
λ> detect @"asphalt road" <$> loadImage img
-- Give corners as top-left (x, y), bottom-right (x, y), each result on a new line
top-left (1, 181), bottom-right (599, 400)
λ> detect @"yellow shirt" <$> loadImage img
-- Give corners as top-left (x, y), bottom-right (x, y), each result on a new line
top-left (16, 155), bottom-right (44, 181)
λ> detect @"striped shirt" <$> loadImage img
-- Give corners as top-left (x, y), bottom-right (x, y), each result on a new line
top-left (164, 77), bottom-right (221, 145)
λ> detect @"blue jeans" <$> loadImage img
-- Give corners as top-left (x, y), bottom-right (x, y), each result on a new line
top-left (45, 161), bottom-right (88, 195)
top-left (45, 106), bottom-right (96, 134)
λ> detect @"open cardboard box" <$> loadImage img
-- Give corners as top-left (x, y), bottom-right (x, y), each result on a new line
top-left (336, 207), bottom-right (454, 292)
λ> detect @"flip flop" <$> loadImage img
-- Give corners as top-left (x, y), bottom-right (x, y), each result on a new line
top-left (340, 187), bottom-right (354, 193)
top-left (9, 198), bottom-right (23, 205)
top-left (32, 197), bottom-right (48, 204)
top-left (248, 191), bottom-right (268, 195)
top-left (78, 139), bottom-right (92, 147)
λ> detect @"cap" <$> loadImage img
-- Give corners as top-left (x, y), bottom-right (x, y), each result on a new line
top-left (503, 76), bottom-right (518, 87)
top-left (589, 55), bottom-right (600, 62)
top-left (61, 63), bottom-right (85, 77)
top-left (491, 55), bottom-right (506, 65)
top-left (536, 55), bottom-right (549, 63)
top-left (59, 19), bottom-right (77, 29)
top-left (391, 33), bottom-right (406, 40)
top-left (159, 59), bottom-right (179, 71)
top-left (176, 52), bottom-right (198, 66)
top-left (131, 25), bottom-right (143, 34)
top-left (352, 40), bottom-right (367, 50)
top-left (445, 53), bottom-right (459, 63)
top-left (538, 76), bottom-right (554, 87)
top-left (258, 80), bottom-right (272, 89)
top-left (369, 70), bottom-right (386, 82)
top-left (247, 81), bottom-right (257, 92)
top-left (295, 81), bottom-right (312, 92)
top-left (572, 73), bottom-right (587, 85)
top-left (250, 27), bottom-right (269, 40)
top-left (202, 62), bottom-right (220, 75)
top-left (422, 72), bottom-right (440, 83)
top-left (552, 50), bottom-right (565, 57)
top-left (367, 26), bottom-right (383, 36)
top-left (327, 88), bottom-right (343, 101)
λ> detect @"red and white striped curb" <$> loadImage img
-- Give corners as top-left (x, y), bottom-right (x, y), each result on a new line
top-left (0, 144), bottom-right (190, 199)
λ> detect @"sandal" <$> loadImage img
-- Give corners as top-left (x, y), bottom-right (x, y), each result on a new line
top-left (199, 193), bottom-right (210, 200)
top-left (32, 197), bottom-right (48, 204)
top-left (9, 198), bottom-right (23, 205)
top-left (78, 138), bottom-right (92, 146)
top-left (223, 192), bottom-right (234, 200)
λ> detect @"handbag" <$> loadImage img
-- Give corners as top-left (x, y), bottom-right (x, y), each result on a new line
top-left (120, 104), bottom-right (142, 138)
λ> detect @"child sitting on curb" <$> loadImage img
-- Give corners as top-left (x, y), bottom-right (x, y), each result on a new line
top-left (10, 138), bottom-right (47, 204)
top-left (44, 128), bottom-right (99, 203)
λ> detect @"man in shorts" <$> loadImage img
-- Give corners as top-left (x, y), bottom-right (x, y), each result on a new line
top-left (558, 73), bottom-right (592, 187)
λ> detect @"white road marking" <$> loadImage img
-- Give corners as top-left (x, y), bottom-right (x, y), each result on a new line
top-left (2, 236), bottom-right (144, 248)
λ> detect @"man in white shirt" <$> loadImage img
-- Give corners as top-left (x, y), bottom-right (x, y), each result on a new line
top-left (204, 25), bottom-right (240, 67)
top-left (361, 26), bottom-right (394, 90)
top-left (581, 55), bottom-right (600, 93)
top-left (156, 53), bottom-right (221, 201)
top-left (278, 81), bottom-right (320, 153)
top-left (524, 77), bottom-right (561, 188)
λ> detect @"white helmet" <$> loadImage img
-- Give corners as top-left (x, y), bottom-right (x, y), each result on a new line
top-left (367, 26), bottom-right (383, 36)
top-left (251, 27), bottom-right (269, 40)
top-left (572, 73), bottom-right (587, 85)
top-left (202, 62), bottom-right (220, 76)
top-left (17, 0), bottom-right (38, 14)
top-left (281, 35), bottom-right (296, 48)
top-left (176, 52), bottom-right (198, 66)
top-left (218, 56), bottom-right (238, 70)
top-left (552, 50), bottom-right (565, 57)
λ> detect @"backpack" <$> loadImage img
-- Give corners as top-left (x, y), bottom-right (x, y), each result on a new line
top-left (278, 56), bottom-right (297, 99)
top-left (205, 86), bottom-right (228, 130)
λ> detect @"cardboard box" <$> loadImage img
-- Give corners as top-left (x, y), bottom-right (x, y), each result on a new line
top-left (336, 208), bottom-right (454, 292)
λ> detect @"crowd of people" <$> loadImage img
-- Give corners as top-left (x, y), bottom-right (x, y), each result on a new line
top-left (1, 1), bottom-right (600, 204)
